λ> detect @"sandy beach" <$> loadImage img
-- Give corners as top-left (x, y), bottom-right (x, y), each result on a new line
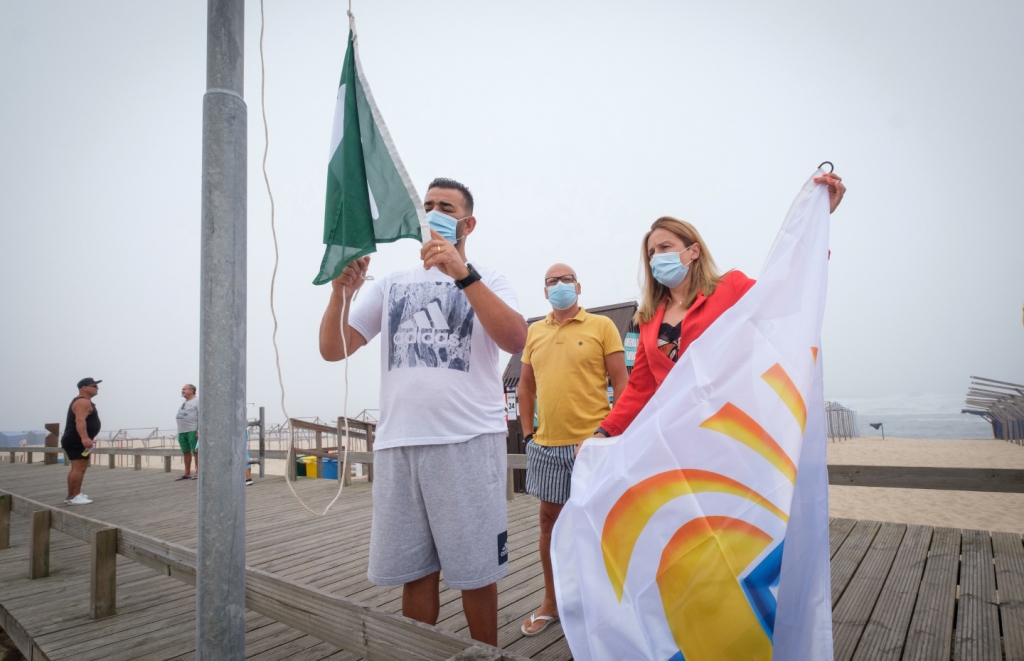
top-left (827, 437), bottom-right (1024, 534)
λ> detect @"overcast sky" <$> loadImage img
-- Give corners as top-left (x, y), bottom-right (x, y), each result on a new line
top-left (1, 0), bottom-right (1021, 433)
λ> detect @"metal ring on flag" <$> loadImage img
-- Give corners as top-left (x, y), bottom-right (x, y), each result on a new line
top-left (818, 161), bottom-right (834, 173)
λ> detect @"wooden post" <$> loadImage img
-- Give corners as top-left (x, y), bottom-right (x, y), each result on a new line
top-left (287, 452), bottom-right (296, 481)
top-left (338, 417), bottom-right (353, 484)
top-left (338, 418), bottom-right (351, 486)
top-left (90, 527), bottom-right (118, 619)
top-left (29, 509), bottom-right (50, 579)
top-left (44, 423), bottom-right (60, 465)
top-left (366, 423), bottom-right (375, 483)
top-left (506, 468), bottom-right (514, 502)
top-left (134, 455), bottom-right (142, 471)
top-left (315, 430), bottom-right (323, 480)
top-left (0, 494), bottom-right (10, 550)
top-left (163, 456), bottom-right (172, 473)
top-left (109, 453), bottom-right (115, 469)
top-left (26, 451), bottom-right (33, 464)
top-left (8, 451), bottom-right (14, 464)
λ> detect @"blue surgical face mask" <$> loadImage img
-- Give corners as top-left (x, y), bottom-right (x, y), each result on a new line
top-left (426, 209), bottom-right (465, 244)
top-left (650, 250), bottom-right (694, 289)
top-left (546, 282), bottom-right (578, 310)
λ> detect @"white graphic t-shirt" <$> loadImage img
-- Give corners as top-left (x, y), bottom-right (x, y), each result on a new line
top-left (348, 264), bottom-right (521, 450)
top-left (176, 397), bottom-right (199, 434)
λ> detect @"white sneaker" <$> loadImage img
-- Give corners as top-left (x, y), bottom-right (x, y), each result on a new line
top-left (69, 494), bottom-right (92, 505)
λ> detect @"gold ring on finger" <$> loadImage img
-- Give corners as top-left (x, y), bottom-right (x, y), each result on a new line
top-left (437, 246), bottom-right (441, 254)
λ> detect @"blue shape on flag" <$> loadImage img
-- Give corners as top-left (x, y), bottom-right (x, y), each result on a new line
top-left (667, 651), bottom-right (685, 661)
top-left (742, 541), bottom-right (784, 639)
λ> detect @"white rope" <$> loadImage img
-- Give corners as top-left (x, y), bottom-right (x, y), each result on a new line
top-left (261, 0), bottom-right (349, 517)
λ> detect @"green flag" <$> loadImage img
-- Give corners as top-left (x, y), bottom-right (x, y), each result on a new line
top-left (314, 23), bottom-right (424, 285)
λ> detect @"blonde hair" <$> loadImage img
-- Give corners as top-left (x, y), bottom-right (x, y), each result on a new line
top-left (635, 217), bottom-right (722, 324)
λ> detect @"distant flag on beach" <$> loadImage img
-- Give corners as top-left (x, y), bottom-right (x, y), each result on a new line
top-left (313, 16), bottom-right (425, 285)
top-left (551, 173), bottom-right (835, 660)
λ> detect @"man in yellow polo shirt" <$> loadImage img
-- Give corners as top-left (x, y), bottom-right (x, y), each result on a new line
top-left (517, 263), bottom-right (628, 636)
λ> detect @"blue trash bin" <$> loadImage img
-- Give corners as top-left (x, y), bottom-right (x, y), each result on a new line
top-left (321, 458), bottom-right (339, 480)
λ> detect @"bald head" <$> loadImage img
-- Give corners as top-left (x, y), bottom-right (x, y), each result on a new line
top-left (544, 263), bottom-right (576, 282)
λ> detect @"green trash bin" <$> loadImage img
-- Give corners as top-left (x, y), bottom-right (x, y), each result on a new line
top-left (295, 456), bottom-right (307, 477)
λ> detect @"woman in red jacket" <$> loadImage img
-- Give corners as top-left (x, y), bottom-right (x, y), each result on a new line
top-left (592, 173), bottom-right (846, 441)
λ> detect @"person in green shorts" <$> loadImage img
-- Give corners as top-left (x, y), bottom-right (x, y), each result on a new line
top-left (175, 384), bottom-right (199, 480)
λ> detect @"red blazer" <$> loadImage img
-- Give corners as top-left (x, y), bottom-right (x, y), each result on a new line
top-left (600, 270), bottom-right (755, 436)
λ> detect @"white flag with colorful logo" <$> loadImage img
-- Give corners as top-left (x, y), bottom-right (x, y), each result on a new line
top-left (551, 172), bottom-right (835, 661)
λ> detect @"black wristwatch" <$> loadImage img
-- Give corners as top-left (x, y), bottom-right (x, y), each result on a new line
top-left (594, 427), bottom-right (610, 438)
top-left (524, 433), bottom-right (534, 443)
top-left (455, 263), bottom-right (482, 290)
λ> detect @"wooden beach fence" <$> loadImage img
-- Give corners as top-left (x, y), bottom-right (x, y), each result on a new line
top-left (285, 418), bottom-right (518, 501)
top-left (286, 417), bottom-right (376, 485)
top-left (964, 376), bottom-right (1024, 444)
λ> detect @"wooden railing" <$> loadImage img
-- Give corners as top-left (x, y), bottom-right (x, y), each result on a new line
top-left (289, 417), bottom-right (376, 485)
top-left (0, 489), bottom-right (529, 661)
top-left (827, 465), bottom-right (1024, 492)
top-left (2, 446), bottom-right (525, 503)
top-left (6, 445), bottom-right (1023, 493)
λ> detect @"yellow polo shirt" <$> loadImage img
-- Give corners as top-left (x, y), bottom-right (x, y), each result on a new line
top-left (521, 308), bottom-right (625, 447)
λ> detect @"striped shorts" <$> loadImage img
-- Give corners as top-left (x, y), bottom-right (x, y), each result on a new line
top-left (525, 440), bottom-right (577, 505)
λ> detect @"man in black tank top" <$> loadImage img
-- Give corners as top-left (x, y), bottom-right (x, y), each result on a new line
top-left (61, 378), bottom-right (102, 505)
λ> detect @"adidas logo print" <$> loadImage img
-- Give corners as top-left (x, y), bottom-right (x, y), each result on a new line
top-left (392, 301), bottom-right (459, 347)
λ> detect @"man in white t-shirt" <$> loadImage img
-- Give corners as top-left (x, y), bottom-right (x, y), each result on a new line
top-left (319, 178), bottom-right (527, 646)
top-left (174, 384), bottom-right (199, 480)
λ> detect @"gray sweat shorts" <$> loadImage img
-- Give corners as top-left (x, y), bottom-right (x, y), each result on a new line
top-left (367, 432), bottom-right (509, 591)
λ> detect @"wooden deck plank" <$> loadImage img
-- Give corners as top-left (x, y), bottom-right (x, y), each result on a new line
top-left (0, 469), bottom-right (351, 661)
top-left (41, 593), bottom-right (197, 654)
top-left (993, 532), bottom-right (1024, 661)
top-left (833, 522), bottom-right (907, 661)
top-left (832, 518), bottom-right (860, 558)
top-left (832, 519), bottom-right (882, 607)
top-left (903, 527), bottom-right (961, 661)
top-left (0, 459), bottom-right (999, 661)
top-left (0, 463), bottom-right (551, 660)
top-left (851, 524), bottom-right (932, 661)
top-left (954, 529), bottom-right (1001, 661)
top-left (246, 636), bottom-right (360, 661)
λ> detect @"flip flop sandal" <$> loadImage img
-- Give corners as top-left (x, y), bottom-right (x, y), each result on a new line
top-left (175, 475), bottom-right (191, 481)
top-left (521, 612), bottom-right (558, 637)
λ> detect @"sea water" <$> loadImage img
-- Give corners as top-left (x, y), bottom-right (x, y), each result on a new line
top-left (835, 394), bottom-right (993, 440)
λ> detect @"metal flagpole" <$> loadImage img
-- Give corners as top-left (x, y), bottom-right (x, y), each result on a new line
top-left (198, 0), bottom-right (247, 657)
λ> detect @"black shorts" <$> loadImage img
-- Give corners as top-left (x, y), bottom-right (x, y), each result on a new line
top-left (61, 438), bottom-right (87, 461)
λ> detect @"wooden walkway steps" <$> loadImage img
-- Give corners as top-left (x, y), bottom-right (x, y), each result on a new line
top-left (1, 462), bottom-right (1023, 659)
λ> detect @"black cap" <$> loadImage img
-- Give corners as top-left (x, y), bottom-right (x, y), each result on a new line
top-left (77, 378), bottom-right (102, 389)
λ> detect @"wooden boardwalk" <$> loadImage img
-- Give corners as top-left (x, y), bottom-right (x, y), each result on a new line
top-left (1, 461), bottom-right (1023, 660)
